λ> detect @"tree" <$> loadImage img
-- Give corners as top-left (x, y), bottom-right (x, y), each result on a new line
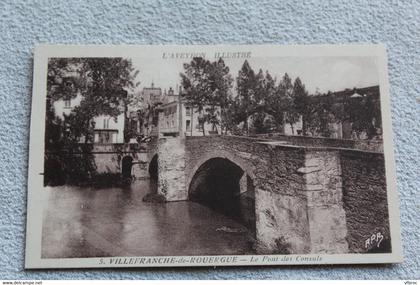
top-left (278, 73), bottom-right (299, 135)
top-left (338, 90), bottom-right (381, 140)
top-left (318, 93), bottom-right (335, 137)
top-left (264, 73), bottom-right (292, 133)
top-left (79, 58), bottom-right (139, 142)
top-left (47, 58), bottom-right (83, 102)
top-left (348, 95), bottom-right (377, 139)
top-left (251, 112), bottom-right (268, 134)
top-left (234, 60), bottom-right (258, 134)
top-left (250, 70), bottom-right (276, 134)
top-left (205, 107), bottom-right (220, 132)
top-left (254, 69), bottom-right (266, 108)
top-left (180, 57), bottom-right (212, 135)
top-left (180, 57), bottom-right (233, 135)
top-left (207, 58), bottom-right (233, 133)
top-left (305, 92), bottom-right (335, 137)
top-left (47, 58), bottom-right (139, 144)
top-left (44, 58), bottom-right (139, 185)
top-left (292, 77), bottom-right (310, 135)
top-left (222, 93), bottom-right (241, 135)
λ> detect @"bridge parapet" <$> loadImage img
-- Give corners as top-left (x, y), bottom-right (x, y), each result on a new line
top-left (248, 133), bottom-right (383, 153)
top-left (90, 143), bottom-right (148, 153)
top-left (47, 142), bottom-right (157, 179)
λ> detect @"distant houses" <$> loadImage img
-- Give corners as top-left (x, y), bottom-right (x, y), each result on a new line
top-left (130, 84), bottom-right (221, 138)
top-left (283, 85), bottom-right (381, 140)
top-left (51, 77), bottom-right (127, 144)
top-left (158, 86), bottom-right (221, 137)
top-left (129, 83), bottom-right (382, 141)
top-left (53, 80), bottom-right (382, 144)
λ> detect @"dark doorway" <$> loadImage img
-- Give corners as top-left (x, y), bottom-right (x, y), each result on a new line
top-left (121, 156), bottom-right (133, 179)
top-left (188, 158), bottom-right (256, 233)
top-left (148, 154), bottom-right (158, 193)
top-left (149, 154), bottom-right (158, 180)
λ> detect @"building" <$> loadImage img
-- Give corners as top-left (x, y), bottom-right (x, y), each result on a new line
top-left (92, 109), bottom-right (125, 143)
top-left (283, 85), bottom-right (381, 139)
top-left (142, 82), bottom-right (162, 106)
top-left (52, 82), bottom-right (127, 144)
top-left (134, 83), bottom-right (163, 137)
top-left (157, 87), bottom-right (221, 137)
top-left (128, 110), bottom-right (141, 136)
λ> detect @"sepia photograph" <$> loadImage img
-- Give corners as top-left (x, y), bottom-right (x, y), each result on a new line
top-left (25, 45), bottom-right (402, 268)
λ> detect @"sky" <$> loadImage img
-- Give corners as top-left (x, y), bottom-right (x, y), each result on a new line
top-left (131, 55), bottom-right (380, 96)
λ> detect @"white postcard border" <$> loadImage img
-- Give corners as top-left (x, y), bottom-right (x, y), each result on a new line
top-left (25, 44), bottom-right (403, 268)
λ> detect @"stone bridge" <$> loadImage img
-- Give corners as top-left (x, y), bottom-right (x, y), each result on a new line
top-left (49, 135), bottom-right (389, 255)
top-left (152, 135), bottom-right (390, 255)
top-left (48, 139), bottom-right (159, 180)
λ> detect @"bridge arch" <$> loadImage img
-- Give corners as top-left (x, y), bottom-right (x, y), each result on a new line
top-left (121, 155), bottom-right (133, 178)
top-left (148, 153), bottom-right (158, 181)
top-left (186, 150), bottom-right (257, 191)
top-left (187, 153), bottom-right (256, 232)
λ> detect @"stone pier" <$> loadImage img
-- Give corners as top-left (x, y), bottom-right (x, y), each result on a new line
top-left (157, 137), bottom-right (187, 201)
top-left (299, 150), bottom-right (349, 254)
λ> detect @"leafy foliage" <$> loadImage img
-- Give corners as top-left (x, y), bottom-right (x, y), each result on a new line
top-left (233, 60), bottom-right (258, 134)
top-left (47, 57), bottom-right (139, 144)
top-left (180, 57), bottom-right (233, 135)
top-left (340, 93), bottom-right (381, 139)
top-left (44, 58), bottom-right (139, 185)
top-left (292, 77), bottom-right (310, 135)
top-left (305, 92), bottom-right (335, 137)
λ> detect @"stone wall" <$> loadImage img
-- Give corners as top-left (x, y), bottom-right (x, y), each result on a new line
top-left (157, 137), bottom-right (187, 201)
top-left (92, 152), bottom-right (121, 174)
top-left (300, 150), bottom-right (349, 254)
top-left (91, 144), bottom-right (149, 179)
top-left (142, 137), bottom-right (159, 178)
top-left (45, 143), bottom-right (153, 181)
top-left (147, 136), bottom-right (158, 163)
top-left (340, 150), bottom-right (390, 253)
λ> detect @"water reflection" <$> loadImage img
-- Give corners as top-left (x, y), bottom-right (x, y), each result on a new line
top-left (41, 179), bottom-right (255, 258)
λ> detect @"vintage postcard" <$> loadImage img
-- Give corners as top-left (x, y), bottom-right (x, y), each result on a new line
top-left (25, 44), bottom-right (402, 268)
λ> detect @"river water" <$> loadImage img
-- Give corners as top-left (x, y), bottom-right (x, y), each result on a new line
top-left (41, 180), bottom-right (255, 258)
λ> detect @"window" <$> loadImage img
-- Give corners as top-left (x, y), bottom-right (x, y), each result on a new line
top-left (186, 107), bottom-right (191, 116)
top-left (64, 99), bottom-right (71, 108)
top-left (186, 120), bottom-right (191, 131)
top-left (95, 130), bottom-right (117, 144)
top-left (103, 118), bottom-right (109, 129)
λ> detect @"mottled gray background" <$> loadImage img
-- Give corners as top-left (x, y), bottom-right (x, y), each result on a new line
top-left (0, 0), bottom-right (418, 279)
